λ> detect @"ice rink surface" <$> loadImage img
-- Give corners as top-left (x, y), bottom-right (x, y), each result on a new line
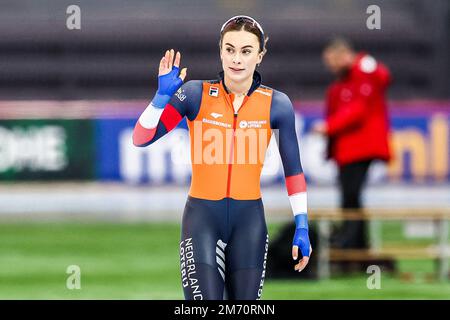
top-left (0, 182), bottom-right (448, 221)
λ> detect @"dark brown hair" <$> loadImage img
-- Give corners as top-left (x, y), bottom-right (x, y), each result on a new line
top-left (219, 16), bottom-right (268, 54)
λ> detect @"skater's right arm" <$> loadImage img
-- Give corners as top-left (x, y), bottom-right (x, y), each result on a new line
top-left (132, 49), bottom-right (201, 147)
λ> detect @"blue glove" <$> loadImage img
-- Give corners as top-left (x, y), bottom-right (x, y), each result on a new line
top-left (293, 228), bottom-right (310, 258)
top-left (152, 66), bottom-right (184, 108)
top-left (293, 214), bottom-right (310, 258)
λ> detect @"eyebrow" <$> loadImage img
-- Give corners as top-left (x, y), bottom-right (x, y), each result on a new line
top-left (224, 43), bottom-right (254, 49)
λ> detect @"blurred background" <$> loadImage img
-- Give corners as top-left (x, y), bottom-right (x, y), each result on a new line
top-left (0, 0), bottom-right (449, 299)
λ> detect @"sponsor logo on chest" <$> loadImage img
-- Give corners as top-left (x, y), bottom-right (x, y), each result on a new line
top-left (209, 86), bottom-right (219, 97)
top-left (201, 116), bottom-right (267, 129)
top-left (239, 120), bottom-right (267, 129)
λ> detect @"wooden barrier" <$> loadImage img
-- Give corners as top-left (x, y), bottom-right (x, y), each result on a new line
top-left (305, 208), bottom-right (450, 281)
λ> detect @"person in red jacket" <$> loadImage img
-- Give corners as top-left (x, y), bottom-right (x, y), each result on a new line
top-left (313, 38), bottom-right (392, 250)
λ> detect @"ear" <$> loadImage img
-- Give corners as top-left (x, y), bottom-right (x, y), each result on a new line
top-left (257, 51), bottom-right (264, 64)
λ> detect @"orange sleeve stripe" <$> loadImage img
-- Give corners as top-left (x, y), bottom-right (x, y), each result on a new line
top-left (285, 173), bottom-right (306, 196)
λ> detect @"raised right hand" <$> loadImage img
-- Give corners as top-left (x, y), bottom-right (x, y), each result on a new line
top-left (157, 49), bottom-right (187, 98)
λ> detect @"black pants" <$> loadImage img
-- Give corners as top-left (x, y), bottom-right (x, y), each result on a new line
top-left (334, 159), bottom-right (372, 249)
top-left (180, 196), bottom-right (268, 300)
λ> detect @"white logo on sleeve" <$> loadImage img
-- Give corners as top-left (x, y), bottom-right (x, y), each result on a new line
top-left (360, 55), bottom-right (377, 73)
top-left (175, 88), bottom-right (186, 101)
top-left (210, 112), bottom-right (223, 119)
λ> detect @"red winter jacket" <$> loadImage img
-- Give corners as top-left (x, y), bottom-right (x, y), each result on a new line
top-left (325, 52), bottom-right (392, 166)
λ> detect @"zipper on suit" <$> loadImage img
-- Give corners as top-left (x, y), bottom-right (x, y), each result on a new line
top-left (226, 113), bottom-right (238, 198)
top-left (222, 84), bottom-right (250, 199)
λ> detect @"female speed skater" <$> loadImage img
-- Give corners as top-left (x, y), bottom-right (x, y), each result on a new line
top-left (132, 15), bottom-right (312, 300)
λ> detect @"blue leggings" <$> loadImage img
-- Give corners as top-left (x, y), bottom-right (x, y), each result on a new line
top-left (179, 196), bottom-right (269, 300)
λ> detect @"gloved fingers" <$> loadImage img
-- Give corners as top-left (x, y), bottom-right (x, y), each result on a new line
top-left (168, 49), bottom-right (175, 70)
top-left (294, 256), bottom-right (309, 272)
top-left (172, 76), bottom-right (183, 90)
top-left (292, 245), bottom-right (299, 260)
top-left (173, 51), bottom-right (181, 68)
top-left (179, 68), bottom-right (187, 81)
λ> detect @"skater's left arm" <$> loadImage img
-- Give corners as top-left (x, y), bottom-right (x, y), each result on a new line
top-left (270, 90), bottom-right (312, 273)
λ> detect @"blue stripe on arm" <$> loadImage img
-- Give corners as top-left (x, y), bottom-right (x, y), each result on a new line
top-left (152, 93), bottom-right (172, 109)
top-left (294, 213), bottom-right (308, 230)
top-left (270, 90), bottom-right (303, 177)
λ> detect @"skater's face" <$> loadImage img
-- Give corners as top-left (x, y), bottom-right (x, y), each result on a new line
top-left (220, 30), bottom-right (263, 84)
